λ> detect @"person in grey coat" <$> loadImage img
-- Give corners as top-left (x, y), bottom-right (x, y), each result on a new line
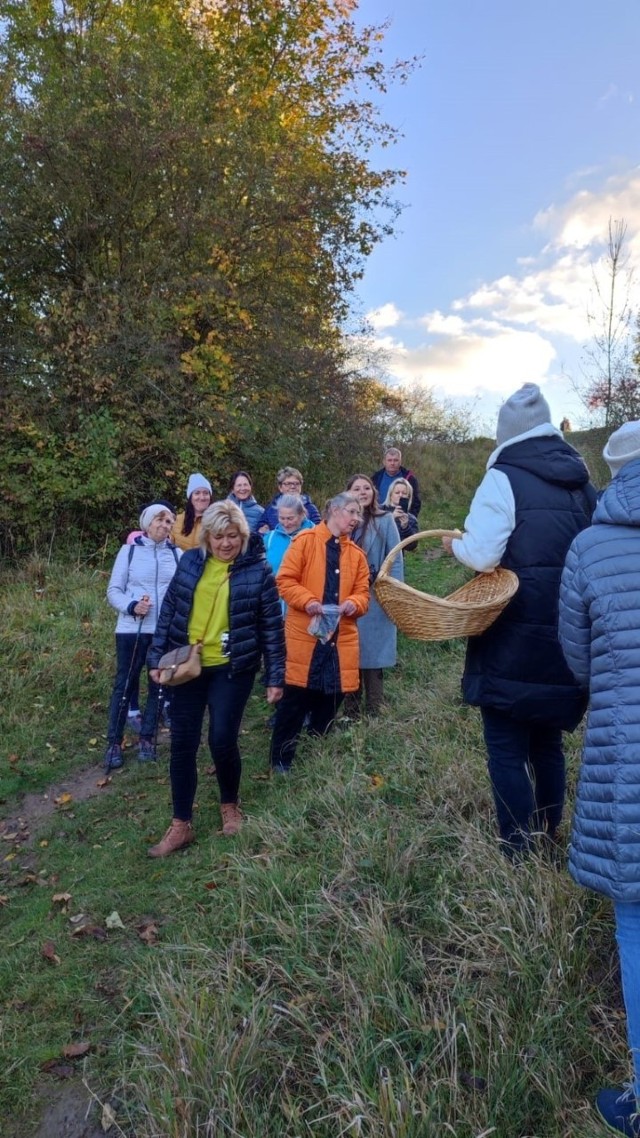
top-left (345, 474), bottom-right (404, 715)
top-left (559, 420), bottom-right (640, 1137)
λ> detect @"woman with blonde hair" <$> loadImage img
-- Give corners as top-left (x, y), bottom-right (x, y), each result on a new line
top-left (148, 500), bottom-right (284, 855)
top-left (383, 477), bottom-right (419, 550)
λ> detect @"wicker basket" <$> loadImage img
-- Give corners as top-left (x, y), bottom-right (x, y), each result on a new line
top-left (374, 529), bottom-right (519, 641)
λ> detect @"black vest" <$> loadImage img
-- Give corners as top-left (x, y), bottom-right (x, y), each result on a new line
top-left (462, 436), bottom-right (595, 729)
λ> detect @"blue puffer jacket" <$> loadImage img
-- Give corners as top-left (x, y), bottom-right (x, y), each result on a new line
top-left (227, 493), bottom-right (266, 533)
top-left (147, 534), bottom-right (285, 686)
top-left (560, 458), bottom-right (640, 901)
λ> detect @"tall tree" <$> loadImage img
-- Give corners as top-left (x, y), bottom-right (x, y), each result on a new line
top-left (0, 0), bottom-right (409, 548)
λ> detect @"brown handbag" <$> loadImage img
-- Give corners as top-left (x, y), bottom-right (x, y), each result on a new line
top-left (157, 643), bottom-right (203, 687)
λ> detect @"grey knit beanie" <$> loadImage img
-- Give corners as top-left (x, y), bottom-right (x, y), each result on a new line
top-left (186, 472), bottom-right (212, 498)
top-left (603, 421), bottom-right (640, 477)
top-left (496, 383), bottom-right (552, 446)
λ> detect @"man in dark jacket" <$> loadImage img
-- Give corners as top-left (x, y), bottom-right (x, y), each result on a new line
top-left (371, 448), bottom-right (421, 517)
top-left (442, 383), bottom-right (596, 856)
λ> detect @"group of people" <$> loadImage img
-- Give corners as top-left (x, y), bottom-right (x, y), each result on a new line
top-left (101, 391), bottom-right (640, 1135)
top-left (103, 449), bottom-right (421, 832)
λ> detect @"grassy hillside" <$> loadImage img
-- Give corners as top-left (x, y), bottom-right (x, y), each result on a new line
top-left (0, 435), bottom-right (622, 1138)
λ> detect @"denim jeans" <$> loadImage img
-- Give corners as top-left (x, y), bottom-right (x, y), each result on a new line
top-left (614, 900), bottom-right (640, 1101)
top-left (270, 685), bottom-right (344, 770)
top-left (169, 665), bottom-right (255, 819)
top-left (480, 707), bottom-right (565, 854)
top-left (107, 633), bottom-right (161, 744)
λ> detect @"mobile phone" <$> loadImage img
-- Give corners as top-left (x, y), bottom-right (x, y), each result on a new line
top-left (399, 496), bottom-right (410, 513)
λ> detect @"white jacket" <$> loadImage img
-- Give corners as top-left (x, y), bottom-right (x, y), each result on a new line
top-left (451, 424), bottom-right (564, 572)
top-left (106, 537), bottom-right (181, 634)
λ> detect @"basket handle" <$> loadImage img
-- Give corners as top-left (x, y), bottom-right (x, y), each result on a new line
top-left (377, 528), bottom-right (463, 582)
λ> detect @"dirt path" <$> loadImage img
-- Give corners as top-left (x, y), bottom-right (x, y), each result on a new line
top-left (0, 763), bottom-right (115, 849)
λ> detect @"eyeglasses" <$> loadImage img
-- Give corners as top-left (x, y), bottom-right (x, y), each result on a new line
top-left (341, 507), bottom-right (362, 518)
top-left (281, 480), bottom-right (302, 489)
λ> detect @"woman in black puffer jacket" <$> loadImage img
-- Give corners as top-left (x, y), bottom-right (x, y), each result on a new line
top-left (147, 501), bottom-right (284, 856)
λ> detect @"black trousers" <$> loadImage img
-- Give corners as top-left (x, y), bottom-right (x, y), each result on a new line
top-left (270, 685), bottom-right (344, 770)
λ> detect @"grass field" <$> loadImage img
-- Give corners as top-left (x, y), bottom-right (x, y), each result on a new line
top-left (0, 437), bottom-right (624, 1138)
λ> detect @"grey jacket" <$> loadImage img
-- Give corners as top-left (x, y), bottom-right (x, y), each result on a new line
top-left (353, 511), bottom-right (403, 669)
top-left (559, 457), bottom-right (640, 901)
top-left (107, 537), bottom-right (181, 635)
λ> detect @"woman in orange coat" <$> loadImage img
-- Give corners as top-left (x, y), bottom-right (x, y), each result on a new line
top-left (269, 492), bottom-right (370, 772)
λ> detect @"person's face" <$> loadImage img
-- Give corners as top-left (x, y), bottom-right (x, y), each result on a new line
top-left (233, 476), bottom-right (252, 501)
top-left (384, 452), bottom-right (401, 476)
top-left (349, 478), bottom-right (374, 508)
top-left (146, 511), bottom-right (174, 542)
top-left (191, 488), bottom-right (212, 516)
top-left (279, 475), bottom-right (303, 493)
top-left (278, 507), bottom-right (303, 534)
top-left (208, 527), bottom-right (243, 561)
top-left (335, 502), bottom-right (362, 535)
top-left (390, 483), bottom-right (407, 506)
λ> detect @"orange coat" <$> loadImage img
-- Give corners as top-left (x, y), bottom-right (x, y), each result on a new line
top-left (276, 522), bottom-right (370, 692)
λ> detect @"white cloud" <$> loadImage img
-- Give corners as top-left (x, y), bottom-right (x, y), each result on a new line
top-left (366, 302), bottom-right (403, 330)
top-left (364, 168), bottom-right (640, 427)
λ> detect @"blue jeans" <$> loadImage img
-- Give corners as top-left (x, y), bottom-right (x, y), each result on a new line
top-left (107, 633), bottom-right (161, 744)
top-left (480, 707), bottom-right (565, 854)
top-left (169, 666), bottom-right (255, 819)
top-left (614, 901), bottom-right (640, 1100)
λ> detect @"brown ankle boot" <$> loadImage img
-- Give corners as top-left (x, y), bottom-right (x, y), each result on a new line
top-left (220, 803), bottom-right (243, 837)
top-left (148, 818), bottom-right (194, 858)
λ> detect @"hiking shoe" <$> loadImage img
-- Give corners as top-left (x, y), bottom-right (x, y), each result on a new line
top-left (220, 802), bottom-right (243, 836)
top-left (127, 712), bottom-right (143, 733)
top-left (137, 738), bottom-right (157, 762)
top-left (103, 743), bottom-right (123, 771)
top-left (596, 1088), bottom-right (640, 1136)
top-left (148, 819), bottom-right (194, 858)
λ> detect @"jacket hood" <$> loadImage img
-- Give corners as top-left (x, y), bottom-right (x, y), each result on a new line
top-left (491, 433), bottom-right (592, 490)
top-left (593, 457), bottom-right (640, 527)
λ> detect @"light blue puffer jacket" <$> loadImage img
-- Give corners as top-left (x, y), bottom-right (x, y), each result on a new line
top-left (559, 457), bottom-right (640, 901)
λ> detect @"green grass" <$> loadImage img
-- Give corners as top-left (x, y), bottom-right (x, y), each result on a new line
top-left (0, 467), bottom-right (624, 1137)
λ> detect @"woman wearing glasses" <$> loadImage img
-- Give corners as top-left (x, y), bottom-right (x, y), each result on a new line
top-left (260, 466), bottom-right (322, 531)
top-left (269, 492), bottom-right (370, 772)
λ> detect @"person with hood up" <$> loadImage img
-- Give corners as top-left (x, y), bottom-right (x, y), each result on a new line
top-left (442, 383), bottom-right (595, 857)
top-left (559, 421), bottom-right (640, 1137)
top-left (171, 473), bottom-right (213, 551)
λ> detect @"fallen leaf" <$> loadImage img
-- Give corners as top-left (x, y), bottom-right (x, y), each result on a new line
top-left (137, 921), bottom-right (159, 945)
top-left (101, 1102), bottom-right (117, 1132)
top-left (45, 743), bottom-right (57, 752)
top-left (69, 912), bottom-right (87, 924)
top-left (96, 777), bottom-right (111, 789)
top-left (40, 840), bottom-right (49, 848)
top-left (70, 924), bottom-right (107, 941)
top-left (54, 793), bottom-right (73, 806)
top-left (41, 940), bottom-right (61, 965)
top-left (62, 1040), bottom-right (91, 1059)
top-left (52, 892), bottom-right (72, 905)
top-left (203, 881), bottom-right (219, 891)
top-left (0, 895), bottom-right (9, 906)
top-left (8, 754), bottom-right (19, 765)
top-left (1, 832), bottom-right (18, 842)
top-left (88, 737), bottom-right (98, 746)
top-left (106, 910), bottom-right (125, 930)
top-left (369, 774), bottom-right (385, 788)
top-left (40, 1060), bottom-right (75, 1079)
top-left (3, 853), bottom-right (16, 862)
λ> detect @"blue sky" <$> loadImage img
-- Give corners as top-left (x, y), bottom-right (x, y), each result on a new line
top-left (353, 0), bottom-right (640, 431)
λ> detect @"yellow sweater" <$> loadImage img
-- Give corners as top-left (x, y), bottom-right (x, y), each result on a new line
top-left (171, 513), bottom-right (203, 552)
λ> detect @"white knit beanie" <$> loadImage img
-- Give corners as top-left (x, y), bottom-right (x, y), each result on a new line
top-left (496, 383), bottom-right (552, 446)
top-left (139, 503), bottom-right (172, 531)
top-left (186, 472), bottom-right (212, 499)
top-left (603, 421), bottom-right (640, 477)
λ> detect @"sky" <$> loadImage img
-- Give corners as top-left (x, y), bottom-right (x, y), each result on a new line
top-left (352, 0), bottom-right (640, 432)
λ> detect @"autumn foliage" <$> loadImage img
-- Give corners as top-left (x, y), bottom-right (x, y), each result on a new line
top-left (0, 0), bottom-right (413, 551)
